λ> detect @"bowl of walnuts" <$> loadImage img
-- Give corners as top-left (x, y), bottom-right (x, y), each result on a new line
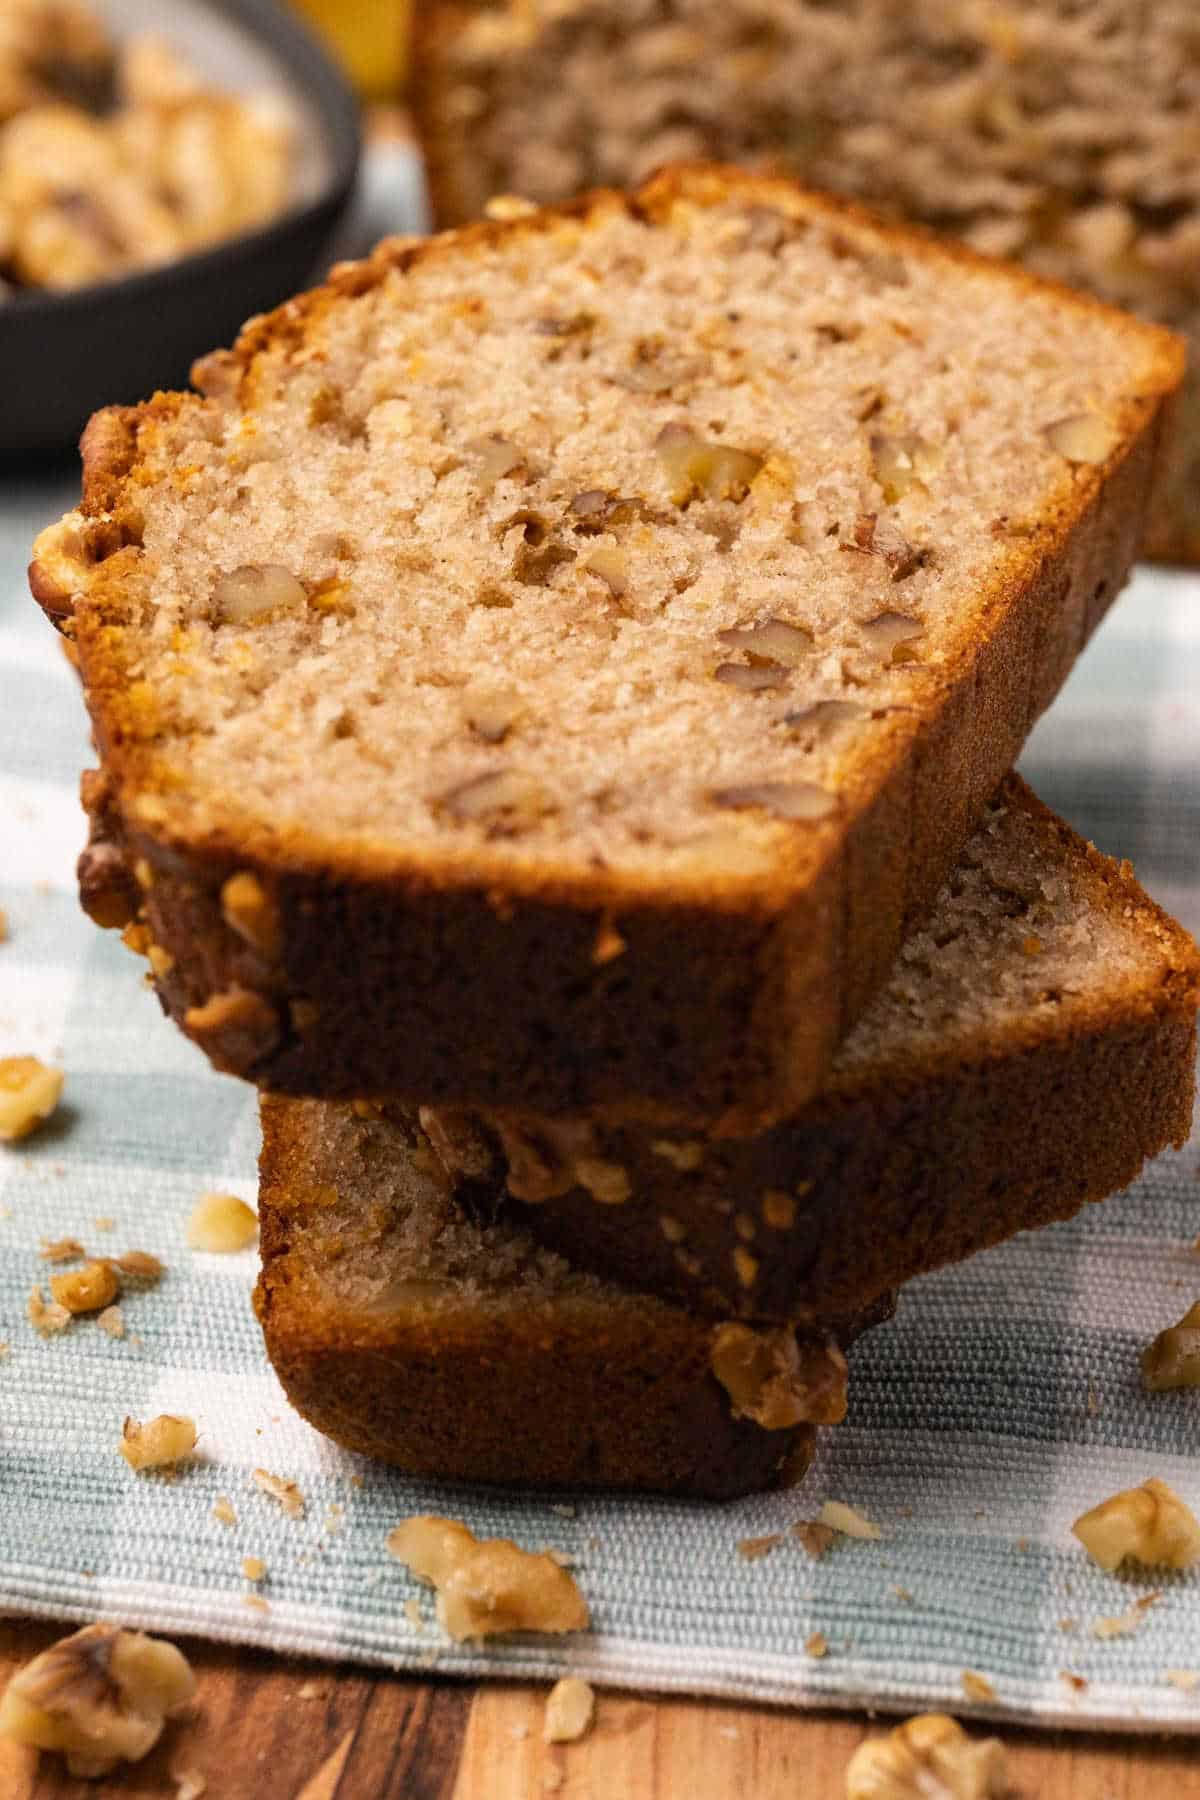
top-left (0, 0), bottom-right (360, 452)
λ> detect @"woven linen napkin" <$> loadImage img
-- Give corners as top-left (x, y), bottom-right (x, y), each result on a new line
top-left (2, 172), bottom-right (1199, 1730)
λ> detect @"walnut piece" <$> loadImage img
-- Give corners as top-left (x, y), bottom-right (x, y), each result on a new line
top-left (845, 1713), bottom-right (1007, 1799)
top-left (710, 1324), bottom-right (848, 1429)
top-left (717, 618), bottom-right (814, 664)
top-left (435, 768), bottom-right (557, 828)
top-left (28, 1286), bottom-right (71, 1336)
top-left (1141, 1301), bottom-right (1200, 1391)
top-left (182, 988), bottom-right (280, 1071)
top-left (654, 424), bottom-right (763, 503)
top-left (0, 1622), bottom-right (195, 1779)
top-left (112, 1249), bottom-right (164, 1285)
top-left (386, 1516), bottom-right (589, 1642)
top-left (543, 1676), bottom-right (595, 1744)
top-left (186, 1192), bottom-right (258, 1253)
top-left (120, 1414), bottom-right (197, 1472)
top-left (253, 1468), bottom-right (304, 1518)
top-left (219, 872), bottom-right (281, 959)
top-left (793, 1522), bottom-right (836, 1559)
top-left (211, 564), bottom-right (305, 624)
top-left (0, 1056), bottom-right (64, 1141)
top-left (870, 433), bottom-right (943, 502)
top-left (1073, 1478), bottom-right (1200, 1571)
top-left (709, 782), bottom-right (836, 822)
top-left (51, 1260), bottom-right (120, 1315)
top-left (1043, 413), bottom-right (1119, 465)
top-left (819, 1500), bottom-right (882, 1541)
top-left (40, 1237), bottom-right (85, 1263)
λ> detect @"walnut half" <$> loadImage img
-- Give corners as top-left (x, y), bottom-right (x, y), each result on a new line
top-left (386, 1516), bottom-right (589, 1642)
top-left (1072, 1477), bottom-right (1200, 1572)
top-left (845, 1712), bottom-right (1007, 1799)
top-left (0, 1623), bottom-right (195, 1778)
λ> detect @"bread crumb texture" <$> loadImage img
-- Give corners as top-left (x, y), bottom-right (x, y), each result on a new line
top-left (61, 172), bottom-right (1172, 889)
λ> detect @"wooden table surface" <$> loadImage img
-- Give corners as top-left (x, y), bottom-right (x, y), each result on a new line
top-left (1, 1620), bottom-right (1198, 1797)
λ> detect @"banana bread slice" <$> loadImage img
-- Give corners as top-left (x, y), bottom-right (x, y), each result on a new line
top-left (413, 0), bottom-right (1200, 563)
top-left (32, 165), bottom-right (1182, 1123)
top-left (253, 1095), bottom-right (884, 1497)
top-left (423, 777), bottom-right (1200, 1322)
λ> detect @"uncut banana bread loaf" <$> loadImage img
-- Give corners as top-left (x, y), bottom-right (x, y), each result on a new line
top-left (414, 0), bottom-right (1200, 563)
top-left (421, 777), bottom-right (1200, 1322)
top-left (32, 165), bottom-right (1182, 1123)
top-left (254, 1095), bottom-right (884, 1497)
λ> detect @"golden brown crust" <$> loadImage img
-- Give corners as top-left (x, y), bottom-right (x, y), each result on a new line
top-left (254, 1096), bottom-right (853, 1497)
top-left (41, 165), bottom-right (1186, 1121)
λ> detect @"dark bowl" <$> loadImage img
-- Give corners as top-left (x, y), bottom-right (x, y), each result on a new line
top-left (0, 0), bottom-right (361, 455)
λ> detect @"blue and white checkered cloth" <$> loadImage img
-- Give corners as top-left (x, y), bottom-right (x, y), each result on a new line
top-left (1, 148), bottom-right (1198, 1734)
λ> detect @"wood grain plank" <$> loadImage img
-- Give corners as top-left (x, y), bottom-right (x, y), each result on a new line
top-left (1, 1622), bottom-right (1199, 1797)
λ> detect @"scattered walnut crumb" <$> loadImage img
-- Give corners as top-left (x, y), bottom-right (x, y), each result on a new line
top-left (253, 1468), bottom-right (304, 1518)
top-left (98, 1305), bottom-right (125, 1339)
top-left (212, 1497), bottom-right (236, 1528)
top-left (242, 1595), bottom-right (269, 1614)
top-left (0, 1056), bottom-right (64, 1141)
top-left (819, 1500), bottom-right (882, 1541)
top-left (960, 1669), bottom-right (996, 1703)
top-left (1142, 1301), bottom-right (1200, 1391)
top-left (0, 1342), bottom-right (8, 1360)
top-left (805, 1632), bottom-right (828, 1659)
top-left (1092, 1593), bottom-right (1161, 1640)
top-left (543, 1676), bottom-right (595, 1744)
top-left (242, 1556), bottom-right (266, 1582)
top-left (112, 1249), bottom-right (164, 1284)
top-left (187, 1192), bottom-right (258, 1252)
top-left (1058, 1617), bottom-right (1077, 1633)
top-left (94, 1217), bottom-right (114, 1233)
top-left (737, 1533), bottom-right (783, 1561)
top-left (51, 1259), bottom-right (119, 1314)
top-left (28, 1285), bottom-right (71, 1335)
top-left (845, 1713), bottom-right (1006, 1799)
top-left (404, 1596), bottom-right (425, 1634)
top-left (0, 908), bottom-right (7, 941)
top-left (39, 1237), bottom-right (85, 1262)
top-left (120, 1414), bottom-right (197, 1472)
top-left (1165, 1669), bottom-right (1200, 1691)
top-left (0, 1622), bottom-right (195, 1778)
top-left (892, 1586), bottom-right (914, 1604)
top-left (1073, 1478), bottom-right (1200, 1571)
top-left (386, 1515), bottom-right (589, 1642)
top-left (793, 1522), bottom-right (836, 1559)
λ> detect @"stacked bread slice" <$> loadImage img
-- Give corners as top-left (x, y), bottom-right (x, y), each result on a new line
top-left (33, 167), bottom-right (1199, 1496)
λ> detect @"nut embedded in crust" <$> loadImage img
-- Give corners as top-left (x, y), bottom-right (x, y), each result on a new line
top-left (710, 1324), bottom-right (848, 1429)
top-left (845, 1712), bottom-right (1007, 1799)
top-left (0, 1622), bottom-right (196, 1779)
top-left (219, 872), bottom-right (281, 959)
top-left (182, 988), bottom-right (280, 1073)
top-left (386, 1515), bottom-right (589, 1641)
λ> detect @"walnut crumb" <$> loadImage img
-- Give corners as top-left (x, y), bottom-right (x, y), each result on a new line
top-left (98, 1305), bottom-right (125, 1339)
top-left (242, 1596), bottom-right (269, 1614)
top-left (0, 1056), bottom-right (64, 1141)
top-left (805, 1632), bottom-right (828, 1659)
top-left (120, 1414), bottom-right (196, 1472)
top-left (39, 1237), bottom-right (85, 1262)
top-left (212, 1497), bottom-right (236, 1528)
top-left (1141, 1301), bottom-right (1200, 1390)
top-left (543, 1676), bottom-right (595, 1744)
top-left (1092, 1593), bottom-right (1160, 1639)
top-left (845, 1713), bottom-right (1006, 1799)
top-left (51, 1259), bottom-right (119, 1314)
top-left (1165, 1669), bottom-right (1200, 1691)
top-left (113, 1250), bottom-right (165, 1284)
top-left (819, 1500), bottom-right (882, 1541)
top-left (792, 1522), bottom-right (836, 1559)
top-left (1060, 1671), bottom-right (1089, 1693)
top-left (386, 1515), bottom-right (589, 1642)
top-left (0, 1622), bottom-right (195, 1778)
top-left (187, 1192), bottom-right (258, 1252)
top-left (961, 1669), bottom-right (996, 1703)
top-left (737, 1533), bottom-right (783, 1561)
top-left (253, 1468), bottom-right (304, 1518)
top-left (242, 1557), bottom-right (266, 1582)
top-left (404, 1597), bottom-right (425, 1634)
top-left (28, 1286), bottom-right (71, 1336)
